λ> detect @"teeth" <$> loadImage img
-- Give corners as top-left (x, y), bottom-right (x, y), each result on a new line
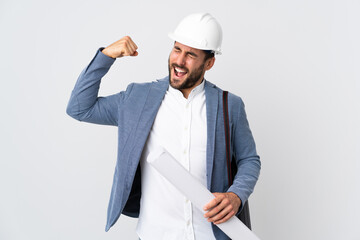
top-left (175, 67), bottom-right (186, 73)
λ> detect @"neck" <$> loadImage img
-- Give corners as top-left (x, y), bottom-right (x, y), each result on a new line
top-left (180, 89), bottom-right (191, 99)
top-left (180, 78), bottom-right (204, 99)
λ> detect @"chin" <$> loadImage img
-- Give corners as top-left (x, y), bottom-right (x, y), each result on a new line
top-left (170, 78), bottom-right (182, 89)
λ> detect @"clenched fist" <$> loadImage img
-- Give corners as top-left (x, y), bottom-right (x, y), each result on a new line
top-left (102, 36), bottom-right (138, 58)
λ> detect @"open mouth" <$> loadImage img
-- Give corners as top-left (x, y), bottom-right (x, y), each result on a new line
top-left (174, 66), bottom-right (188, 78)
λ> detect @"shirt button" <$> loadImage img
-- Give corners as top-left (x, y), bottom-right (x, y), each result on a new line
top-left (187, 220), bottom-right (190, 226)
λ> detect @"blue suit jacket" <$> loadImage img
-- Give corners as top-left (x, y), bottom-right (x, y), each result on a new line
top-left (67, 49), bottom-right (261, 239)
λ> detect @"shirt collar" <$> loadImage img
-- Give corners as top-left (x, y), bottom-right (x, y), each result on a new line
top-left (168, 79), bottom-right (205, 101)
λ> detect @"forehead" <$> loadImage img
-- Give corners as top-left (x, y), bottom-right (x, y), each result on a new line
top-left (173, 42), bottom-right (206, 56)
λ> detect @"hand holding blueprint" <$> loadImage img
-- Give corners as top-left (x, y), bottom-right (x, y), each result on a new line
top-left (147, 148), bottom-right (261, 240)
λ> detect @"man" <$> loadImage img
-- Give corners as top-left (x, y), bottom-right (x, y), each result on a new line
top-left (67, 13), bottom-right (260, 240)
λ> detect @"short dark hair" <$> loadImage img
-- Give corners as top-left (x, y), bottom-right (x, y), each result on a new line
top-left (203, 50), bottom-right (215, 61)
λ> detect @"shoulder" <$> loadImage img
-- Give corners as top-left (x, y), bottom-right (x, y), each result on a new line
top-left (227, 91), bottom-right (244, 108)
top-left (127, 76), bottom-right (168, 90)
top-left (206, 80), bottom-right (244, 107)
top-left (206, 81), bottom-right (245, 120)
top-left (225, 92), bottom-right (245, 124)
top-left (121, 76), bottom-right (169, 100)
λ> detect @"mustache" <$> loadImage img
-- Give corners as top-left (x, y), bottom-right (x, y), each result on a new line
top-left (171, 63), bottom-right (189, 72)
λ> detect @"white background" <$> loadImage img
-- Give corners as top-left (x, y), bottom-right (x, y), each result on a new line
top-left (1, 0), bottom-right (359, 239)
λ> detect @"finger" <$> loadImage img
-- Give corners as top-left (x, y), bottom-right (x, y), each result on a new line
top-left (129, 46), bottom-right (138, 56)
top-left (124, 36), bottom-right (137, 53)
top-left (123, 44), bottom-right (135, 56)
top-left (126, 42), bottom-right (136, 55)
top-left (127, 36), bottom-right (138, 48)
top-left (131, 39), bottom-right (138, 50)
top-left (129, 40), bottom-right (138, 53)
top-left (213, 208), bottom-right (235, 225)
top-left (204, 197), bottom-right (229, 218)
top-left (203, 194), bottom-right (224, 211)
top-left (131, 51), bottom-right (138, 56)
top-left (207, 204), bottom-right (233, 223)
top-left (125, 40), bottom-right (138, 56)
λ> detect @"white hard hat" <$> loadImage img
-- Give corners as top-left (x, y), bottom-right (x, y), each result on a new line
top-left (168, 13), bottom-right (223, 55)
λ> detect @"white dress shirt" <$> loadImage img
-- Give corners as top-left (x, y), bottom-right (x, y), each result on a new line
top-left (136, 80), bottom-right (216, 240)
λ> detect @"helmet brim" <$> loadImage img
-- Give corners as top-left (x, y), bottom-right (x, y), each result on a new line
top-left (168, 32), bottom-right (222, 55)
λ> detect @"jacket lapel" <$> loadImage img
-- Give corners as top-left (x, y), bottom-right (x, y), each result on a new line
top-left (204, 80), bottom-right (219, 190)
top-left (136, 77), bottom-right (169, 135)
top-left (129, 78), bottom-right (169, 168)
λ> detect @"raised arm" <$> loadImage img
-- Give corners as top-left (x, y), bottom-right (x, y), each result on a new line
top-left (66, 36), bottom-right (138, 125)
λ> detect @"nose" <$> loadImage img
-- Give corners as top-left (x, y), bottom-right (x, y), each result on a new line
top-left (175, 52), bottom-right (186, 67)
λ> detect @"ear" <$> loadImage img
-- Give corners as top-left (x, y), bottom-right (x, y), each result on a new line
top-left (205, 57), bottom-right (215, 71)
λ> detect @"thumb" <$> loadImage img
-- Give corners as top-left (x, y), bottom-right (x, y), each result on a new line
top-left (131, 51), bottom-right (139, 57)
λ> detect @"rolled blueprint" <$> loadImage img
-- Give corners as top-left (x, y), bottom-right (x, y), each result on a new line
top-left (147, 148), bottom-right (261, 240)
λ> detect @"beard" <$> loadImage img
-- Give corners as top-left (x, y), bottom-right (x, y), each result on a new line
top-left (168, 59), bottom-right (206, 90)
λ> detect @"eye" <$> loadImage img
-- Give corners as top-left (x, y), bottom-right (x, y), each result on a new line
top-left (188, 53), bottom-right (197, 58)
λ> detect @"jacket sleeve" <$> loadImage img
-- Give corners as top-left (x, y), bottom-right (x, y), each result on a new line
top-left (227, 96), bottom-right (261, 208)
top-left (66, 49), bottom-right (128, 126)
